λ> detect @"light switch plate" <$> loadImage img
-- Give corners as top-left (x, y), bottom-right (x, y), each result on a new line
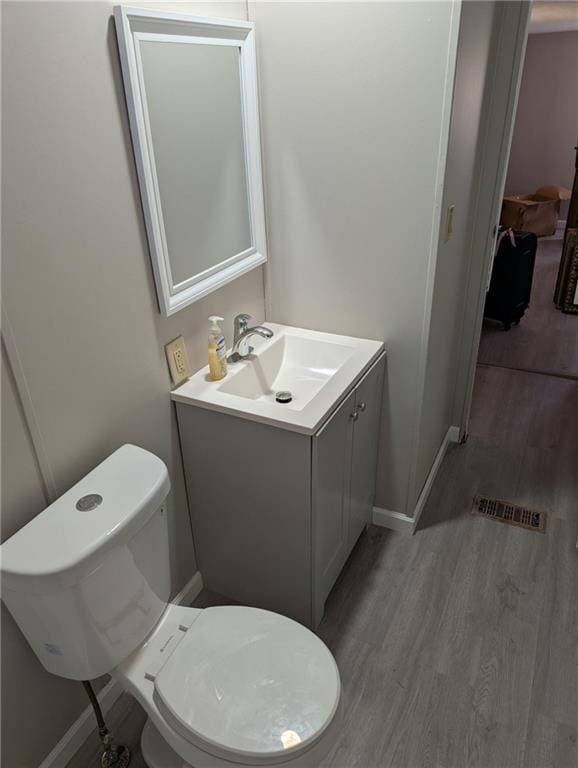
top-left (444, 204), bottom-right (455, 242)
top-left (165, 336), bottom-right (192, 387)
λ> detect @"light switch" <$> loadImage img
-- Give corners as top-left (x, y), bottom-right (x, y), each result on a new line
top-left (444, 204), bottom-right (455, 242)
top-left (165, 336), bottom-right (191, 387)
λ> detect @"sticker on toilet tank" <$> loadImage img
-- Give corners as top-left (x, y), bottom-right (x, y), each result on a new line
top-left (44, 643), bottom-right (63, 656)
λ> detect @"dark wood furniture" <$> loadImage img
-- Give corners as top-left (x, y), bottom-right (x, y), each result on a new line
top-left (554, 145), bottom-right (578, 314)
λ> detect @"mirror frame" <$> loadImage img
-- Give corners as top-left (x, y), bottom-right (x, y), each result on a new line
top-left (114, 6), bottom-right (267, 315)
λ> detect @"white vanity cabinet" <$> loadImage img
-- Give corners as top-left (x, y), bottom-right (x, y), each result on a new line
top-left (176, 352), bottom-right (385, 628)
top-left (312, 355), bottom-right (385, 625)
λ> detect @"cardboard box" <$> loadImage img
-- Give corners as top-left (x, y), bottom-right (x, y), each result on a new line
top-left (500, 185), bottom-right (571, 237)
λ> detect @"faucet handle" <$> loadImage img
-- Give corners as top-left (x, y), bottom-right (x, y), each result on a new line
top-left (234, 313), bottom-right (252, 330)
top-left (233, 314), bottom-right (252, 346)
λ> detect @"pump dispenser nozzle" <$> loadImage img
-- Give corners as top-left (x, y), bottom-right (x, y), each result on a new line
top-left (208, 315), bottom-right (225, 330)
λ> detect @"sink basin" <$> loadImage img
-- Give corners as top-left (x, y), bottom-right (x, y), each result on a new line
top-left (171, 323), bottom-right (384, 434)
top-left (218, 334), bottom-right (355, 410)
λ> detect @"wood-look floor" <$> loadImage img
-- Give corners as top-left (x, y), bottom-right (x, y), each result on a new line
top-left (69, 367), bottom-right (578, 768)
top-left (478, 237), bottom-right (578, 378)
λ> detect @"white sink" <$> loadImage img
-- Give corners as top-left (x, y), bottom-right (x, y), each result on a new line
top-left (218, 333), bottom-right (355, 409)
top-left (171, 323), bottom-right (384, 434)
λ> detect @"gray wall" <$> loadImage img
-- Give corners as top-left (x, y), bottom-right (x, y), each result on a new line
top-left (414, 1), bottom-right (496, 503)
top-left (1, 2), bottom-right (263, 766)
top-left (254, 1), bottom-right (459, 514)
top-left (1, 357), bottom-right (91, 767)
top-left (505, 30), bottom-right (578, 217)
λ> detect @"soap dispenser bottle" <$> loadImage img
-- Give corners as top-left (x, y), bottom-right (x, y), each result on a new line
top-left (208, 316), bottom-right (228, 381)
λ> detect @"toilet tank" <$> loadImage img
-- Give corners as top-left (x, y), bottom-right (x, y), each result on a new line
top-left (1, 444), bottom-right (171, 681)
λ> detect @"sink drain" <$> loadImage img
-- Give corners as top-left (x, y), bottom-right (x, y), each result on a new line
top-left (275, 391), bottom-right (293, 404)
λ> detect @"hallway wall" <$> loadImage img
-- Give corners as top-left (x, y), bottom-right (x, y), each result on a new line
top-left (505, 30), bottom-right (578, 217)
top-left (414, 1), bottom-right (496, 504)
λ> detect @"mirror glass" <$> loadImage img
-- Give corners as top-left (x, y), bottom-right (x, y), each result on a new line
top-left (138, 39), bottom-right (252, 286)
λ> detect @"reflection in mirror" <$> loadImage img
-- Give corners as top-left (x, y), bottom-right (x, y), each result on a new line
top-left (114, 8), bottom-right (267, 315)
top-left (138, 39), bottom-right (252, 286)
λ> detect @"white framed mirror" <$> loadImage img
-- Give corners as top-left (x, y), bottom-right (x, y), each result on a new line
top-left (114, 7), bottom-right (267, 315)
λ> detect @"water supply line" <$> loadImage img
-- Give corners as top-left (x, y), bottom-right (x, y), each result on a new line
top-left (82, 681), bottom-right (131, 768)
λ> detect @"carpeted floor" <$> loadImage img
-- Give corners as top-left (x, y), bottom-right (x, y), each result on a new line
top-left (478, 237), bottom-right (578, 379)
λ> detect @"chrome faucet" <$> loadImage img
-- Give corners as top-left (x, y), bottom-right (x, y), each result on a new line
top-left (229, 314), bottom-right (273, 362)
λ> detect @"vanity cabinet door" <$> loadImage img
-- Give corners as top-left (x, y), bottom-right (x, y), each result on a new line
top-left (349, 356), bottom-right (385, 550)
top-left (312, 390), bottom-right (355, 626)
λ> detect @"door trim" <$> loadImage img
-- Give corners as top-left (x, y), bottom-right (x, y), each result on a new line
top-left (452, 1), bottom-right (532, 439)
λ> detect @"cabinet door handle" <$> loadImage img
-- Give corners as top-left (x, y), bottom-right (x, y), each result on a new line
top-left (357, 402), bottom-right (367, 413)
top-left (350, 410), bottom-right (359, 421)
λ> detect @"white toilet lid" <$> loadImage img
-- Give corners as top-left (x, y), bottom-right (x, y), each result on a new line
top-left (153, 606), bottom-right (340, 765)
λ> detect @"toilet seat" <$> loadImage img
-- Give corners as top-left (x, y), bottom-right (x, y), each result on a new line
top-left (114, 603), bottom-right (341, 768)
top-left (153, 606), bottom-right (341, 765)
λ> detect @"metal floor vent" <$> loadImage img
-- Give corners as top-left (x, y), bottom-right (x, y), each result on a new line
top-left (472, 495), bottom-right (547, 533)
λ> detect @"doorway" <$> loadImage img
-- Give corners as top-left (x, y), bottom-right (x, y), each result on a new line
top-left (477, 27), bottom-right (578, 382)
top-left (453, 0), bottom-right (578, 439)
top-left (448, 0), bottom-right (578, 549)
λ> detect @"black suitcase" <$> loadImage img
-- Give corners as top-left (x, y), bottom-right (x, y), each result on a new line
top-left (484, 229), bottom-right (538, 330)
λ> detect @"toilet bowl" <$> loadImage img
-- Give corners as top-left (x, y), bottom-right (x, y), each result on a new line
top-left (115, 603), bottom-right (341, 768)
top-left (0, 445), bottom-right (341, 768)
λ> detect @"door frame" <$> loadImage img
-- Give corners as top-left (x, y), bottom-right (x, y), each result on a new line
top-left (452, 0), bottom-right (532, 439)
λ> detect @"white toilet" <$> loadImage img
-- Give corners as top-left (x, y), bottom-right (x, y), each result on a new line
top-left (1, 444), bottom-right (341, 767)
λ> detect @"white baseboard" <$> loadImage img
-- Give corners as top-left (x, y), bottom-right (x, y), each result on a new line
top-left (372, 506), bottom-right (415, 535)
top-left (447, 425), bottom-right (460, 443)
top-left (372, 425), bottom-right (460, 535)
top-left (411, 424), bottom-right (459, 530)
top-left (172, 569), bottom-right (203, 607)
top-left (39, 570), bottom-right (204, 768)
top-left (37, 677), bottom-right (122, 768)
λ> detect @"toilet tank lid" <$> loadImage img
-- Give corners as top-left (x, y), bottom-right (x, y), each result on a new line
top-left (1, 444), bottom-right (170, 591)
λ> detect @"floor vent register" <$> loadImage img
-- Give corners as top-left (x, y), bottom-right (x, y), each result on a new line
top-left (472, 494), bottom-right (547, 533)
